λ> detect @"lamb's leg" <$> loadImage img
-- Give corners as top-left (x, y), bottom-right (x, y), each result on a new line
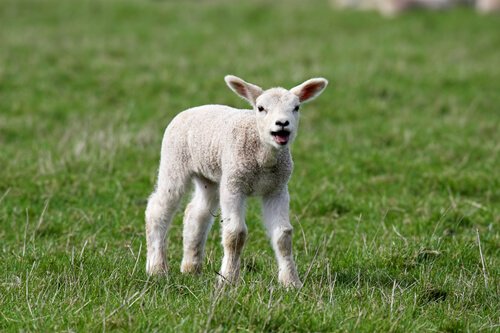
top-left (145, 177), bottom-right (186, 275)
top-left (181, 177), bottom-right (219, 273)
top-left (218, 186), bottom-right (247, 284)
top-left (262, 189), bottom-right (302, 288)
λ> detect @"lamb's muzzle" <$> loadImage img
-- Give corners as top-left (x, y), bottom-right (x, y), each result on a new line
top-left (145, 74), bottom-right (328, 288)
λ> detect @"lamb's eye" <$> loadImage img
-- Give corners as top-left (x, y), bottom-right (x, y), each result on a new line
top-left (258, 106), bottom-right (265, 112)
top-left (293, 105), bottom-right (300, 112)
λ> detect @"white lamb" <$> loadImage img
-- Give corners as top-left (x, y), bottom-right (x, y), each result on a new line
top-left (145, 75), bottom-right (328, 288)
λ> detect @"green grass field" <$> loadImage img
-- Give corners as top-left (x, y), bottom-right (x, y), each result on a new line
top-left (1, 0), bottom-right (499, 331)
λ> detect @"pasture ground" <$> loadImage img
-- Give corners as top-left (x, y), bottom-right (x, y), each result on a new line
top-left (0, 0), bottom-right (499, 331)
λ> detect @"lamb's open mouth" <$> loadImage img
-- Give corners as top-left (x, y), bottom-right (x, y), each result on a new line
top-left (271, 130), bottom-right (291, 145)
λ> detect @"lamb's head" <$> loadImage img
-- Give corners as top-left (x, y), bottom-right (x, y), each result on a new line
top-left (225, 75), bottom-right (328, 149)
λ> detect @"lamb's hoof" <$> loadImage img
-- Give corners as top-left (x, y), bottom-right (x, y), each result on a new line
top-left (146, 262), bottom-right (167, 276)
top-left (216, 272), bottom-right (239, 287)
top-left (279, 272), bottom-right (302, 289)
top-left (180, 261), bottom-right (202, 274)
top-left (281, 278), bottom-right (303, 289)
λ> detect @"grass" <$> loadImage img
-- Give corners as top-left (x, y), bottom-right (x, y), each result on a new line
top-left (1, 0), bottom-right (499, 331)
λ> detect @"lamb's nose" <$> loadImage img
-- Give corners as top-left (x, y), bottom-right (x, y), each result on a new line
top-left (275, 120), bottom-right (289, 127)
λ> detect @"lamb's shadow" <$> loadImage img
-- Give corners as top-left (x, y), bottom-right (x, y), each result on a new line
top-left (305, 265), bottom-right (417, 290)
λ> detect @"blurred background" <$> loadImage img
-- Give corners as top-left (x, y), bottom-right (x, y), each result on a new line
top-left (0, 0), bottom-right (499, 331)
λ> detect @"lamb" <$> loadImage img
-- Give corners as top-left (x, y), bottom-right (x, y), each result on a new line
top-left (145, 75), bottom-right (328, 288)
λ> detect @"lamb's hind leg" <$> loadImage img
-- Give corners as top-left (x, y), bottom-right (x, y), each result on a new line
top-left (181, 177), bottom-right (219, 273)
top-left (145, 175), bottom-right (187, 275)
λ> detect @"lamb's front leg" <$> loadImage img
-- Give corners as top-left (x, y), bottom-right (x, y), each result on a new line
top-left (262, 189), bottom-right (302, 288)
top-left (219, 187), bottom-right (247, 284)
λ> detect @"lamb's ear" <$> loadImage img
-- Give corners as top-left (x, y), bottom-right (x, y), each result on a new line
top-left (290, 78), bottom-right (328, 103)
top-left (224, 75), bottom-right (263, 106)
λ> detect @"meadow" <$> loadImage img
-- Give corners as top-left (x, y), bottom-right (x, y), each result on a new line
top-left (0, 0), bottom-right (499, 331)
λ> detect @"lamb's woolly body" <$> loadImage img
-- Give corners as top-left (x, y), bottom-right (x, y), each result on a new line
top-left (145, 75), bottom-right (328, 288)
top-left (160, 105), bottom-right (293, 196)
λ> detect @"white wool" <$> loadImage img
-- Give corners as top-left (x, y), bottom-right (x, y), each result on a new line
top-left (331, 0), bottom-right (500, 15)
top-left (145, 75), bottom-right (327, 288)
